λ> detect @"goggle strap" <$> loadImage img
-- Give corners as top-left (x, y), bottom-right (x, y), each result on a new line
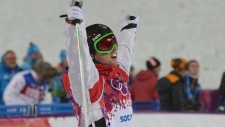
top-left (93, 32), bottom-right (114, 44)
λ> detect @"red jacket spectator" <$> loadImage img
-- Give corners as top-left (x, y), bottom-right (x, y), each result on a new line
top-left (130, 57), bottom-right (160, 101)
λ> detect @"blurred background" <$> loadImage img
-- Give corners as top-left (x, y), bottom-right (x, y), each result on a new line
top-left (1, 0), bottom-right (225, 126)
top-left (1, 0), bottom-right (225, 89)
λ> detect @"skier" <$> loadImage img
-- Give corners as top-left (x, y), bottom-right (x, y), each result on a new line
top-left (62, 0), bottom-right (139, 127)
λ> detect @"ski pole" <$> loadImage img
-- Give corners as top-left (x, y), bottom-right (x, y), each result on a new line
top-left (74, 0), bottom-right (88, 126)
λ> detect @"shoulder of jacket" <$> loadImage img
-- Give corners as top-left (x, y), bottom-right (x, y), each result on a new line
top-left (165, 74), bottom-right (180, 84)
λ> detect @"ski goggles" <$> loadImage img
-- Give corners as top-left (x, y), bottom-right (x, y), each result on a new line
top-left (94, 32), bottom-right (118, 54)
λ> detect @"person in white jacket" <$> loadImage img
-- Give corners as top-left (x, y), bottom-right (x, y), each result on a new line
top-left (62, 1), bottom-right (139, 127)
top-left (3, 61), bottom-right (57, 108)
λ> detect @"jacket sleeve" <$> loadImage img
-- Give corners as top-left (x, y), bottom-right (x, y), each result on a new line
top-left (65, 22), bottom-right (99, 106)
top-left (172, 82), bottom-right (184, 111)
top-left (117, 28), bottom-right (136, 75)
top-left (3, 74), bottom-right (26, 105)
top-left (219, 72), bottom-right (225, 96)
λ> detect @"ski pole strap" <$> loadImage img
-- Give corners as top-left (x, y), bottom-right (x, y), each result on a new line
top-left (121, 23), bottom-right (137, 31)
top-left (60, 14), bottom-right (67, 18)
top-left (59, 15), bottom-right (83, 25)
top-left (65, 18), bottom-right (83, 25)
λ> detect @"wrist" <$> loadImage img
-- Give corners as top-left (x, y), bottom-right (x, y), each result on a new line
top-left (65, 18), bottom-right (83, 25)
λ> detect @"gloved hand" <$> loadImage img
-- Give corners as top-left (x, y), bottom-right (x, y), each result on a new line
top-left (66, 0), bottom-right (84, 24)
top-left (121, 15), bottom-right (139, 33)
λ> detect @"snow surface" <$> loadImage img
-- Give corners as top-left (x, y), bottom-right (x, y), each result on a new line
top-left (1, 0), bottom-right (225, 89)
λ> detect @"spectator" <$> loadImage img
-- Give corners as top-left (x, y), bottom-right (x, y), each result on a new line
top-left (3, 61), bottom-right (57, 107)
top-left (218, 72), bottom-right (225, 112)
top-left (128, 65), bottom-right (135, 87)
top-left (157, 58), bottom-right (186, 111)
top-left (0, 50), bottom-right (22, 105)
top-left (49, 50), bottom-right (69, 103)
top-left (184, 60), bottom-right (202, 111)
top-left (22, 43), bottom-right (41, 70)
top-left (56, 50), bottom-right (68, 74)
top-left (130, 57), bottom-right (160, 101)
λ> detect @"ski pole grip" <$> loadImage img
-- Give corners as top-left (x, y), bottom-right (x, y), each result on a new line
top-left (60, 14), bottom-right (67, 18)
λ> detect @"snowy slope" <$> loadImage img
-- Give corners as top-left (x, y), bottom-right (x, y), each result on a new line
top-left (0, 0), bottom-right (225, 89)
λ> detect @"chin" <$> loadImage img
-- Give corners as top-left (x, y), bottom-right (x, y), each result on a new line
top-left (111, 62), bottom-right (118, 66)
top-left (9, 65), bottom-right (17, 69)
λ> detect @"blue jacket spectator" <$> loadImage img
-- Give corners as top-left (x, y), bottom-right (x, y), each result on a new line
top-left (22, 43), bottom-right (42, 70)
top-left (184, 60), bottom-right (202, 111)
top-left (0, 50), bottom-right (21, 105)
top-left (56, 50), bottom-right (67, 74)
top-left (184, 74), bottom-right (201, 101)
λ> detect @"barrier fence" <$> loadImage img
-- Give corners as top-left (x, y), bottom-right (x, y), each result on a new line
top-left (0, 101), bottom-right (160, 117)
top-left (0, 101), bottom-right (225, 127)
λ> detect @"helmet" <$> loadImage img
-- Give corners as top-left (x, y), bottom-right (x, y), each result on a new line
top-left (86, 24), bottom-right (114, 55)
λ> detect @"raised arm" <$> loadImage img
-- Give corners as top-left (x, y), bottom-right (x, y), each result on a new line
top-left (65, 1), bottom-right (99, 106)
top-left (117, 16), bottom-right (139, 74)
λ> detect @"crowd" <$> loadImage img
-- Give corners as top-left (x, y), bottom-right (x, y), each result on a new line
top-left (0, 43), bottom-right (69, 107)
top-left (129, 57), bottom-right (225, 112)
top-left (0, 43), bottom-right (223, 113)
top-left (0, 42), bottom-right (224, 113)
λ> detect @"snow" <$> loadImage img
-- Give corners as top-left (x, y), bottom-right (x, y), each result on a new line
top-left (1, 0), bottom-right (225, 89)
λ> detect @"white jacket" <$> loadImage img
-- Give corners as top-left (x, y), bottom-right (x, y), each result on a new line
top-left (3, 70), bottom-right (49, 107)
top-left (65, 20), bottom-right (136, 126)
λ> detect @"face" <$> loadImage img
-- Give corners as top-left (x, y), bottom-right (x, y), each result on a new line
top-left (93, 47), bottom-right (117, 66)
top-left (37, 74), bottom-right (51, 84)
top-left (188, 62), bottom-right (199, 76)
top-left (129, 68), bottom-right (134, 76)
top-left (30, 52), bottom-right (40, 60)
top-left (4, 52), bottom-right (17, 68)
top-left (37, 55), bottom-right (43, 62)
top-left (153, 66), bottom-right (161, 75)
top-left (62, 58), bottom-right (68, 67)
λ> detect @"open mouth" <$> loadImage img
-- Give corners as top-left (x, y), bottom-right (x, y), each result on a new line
top-left (111, 53), bottom-right (117, 58)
